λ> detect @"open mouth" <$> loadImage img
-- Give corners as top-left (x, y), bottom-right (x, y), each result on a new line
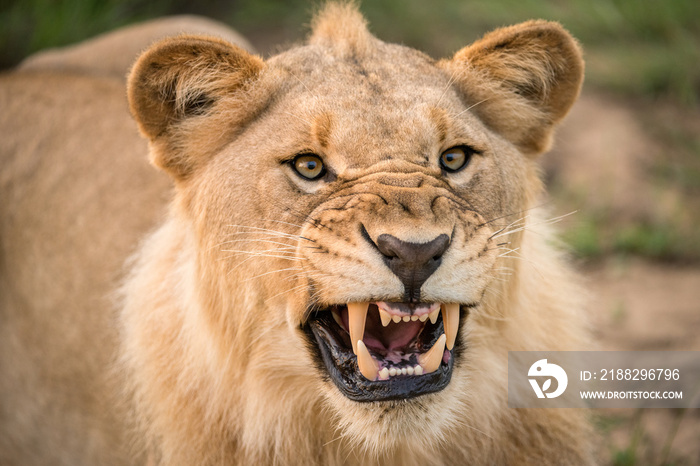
top-left (306, 302), bottom-right (467, 402)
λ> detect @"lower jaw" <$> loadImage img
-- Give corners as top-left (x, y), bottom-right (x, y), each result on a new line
top-left (307, 315), bottom-right (457, 402)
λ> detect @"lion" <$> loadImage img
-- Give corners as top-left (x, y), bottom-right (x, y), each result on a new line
top-left (0, 3), bottom-right (595, 465)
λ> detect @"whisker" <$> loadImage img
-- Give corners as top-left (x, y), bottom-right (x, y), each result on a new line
top-left (220, 251), bottom-right (304, 262)
top-left (226, 224), bottom-right (308, 239)
top-left (263, 283), bottom-right (310, 303)
top-left (498, 252), bottom-right (544, 279)
top-left (497, 247), bottom-right (521, 258)
top-left (491, 210), bottom-right (578, 240)
top-left (217, 239), bottom-right (298, 249)
top-left (435, 66), bottom-right (464, 108)
top-left (453, 98), bottom-right (491, 118)
top-left (266, 219), bottom-right (306, 229)
top-left (488, 215), bottom-right (530, 240)
top-left (477, 202), bottom-right (553, 228)
top-left (221, 247), bottom-right (298, 255)
top-left (243, 267), bottom-right (304, 282)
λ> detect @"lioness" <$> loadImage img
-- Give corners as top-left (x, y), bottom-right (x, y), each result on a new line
top-left (0, 3), bottom-right (594, 465)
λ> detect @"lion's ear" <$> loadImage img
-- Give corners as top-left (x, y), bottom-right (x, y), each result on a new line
top-left (127, 35), bottom-right (263, 178)
top-left (442, 21), bottom-right (583, 156)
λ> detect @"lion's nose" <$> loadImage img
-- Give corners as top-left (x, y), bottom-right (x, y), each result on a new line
top-left (376, 233), bottom-right (450, 302)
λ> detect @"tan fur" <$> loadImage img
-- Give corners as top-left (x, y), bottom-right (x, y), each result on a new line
top-left (1, 4), bottom-right (594, 465)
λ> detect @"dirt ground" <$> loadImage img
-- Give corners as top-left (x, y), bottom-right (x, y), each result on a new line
top-left (587, 259), bottom-right (700, 465)
top-left (546, 93), bottom-right (700, 465)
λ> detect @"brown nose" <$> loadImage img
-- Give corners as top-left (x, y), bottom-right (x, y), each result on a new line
top-left (375, 233), bottom-right (450, 302)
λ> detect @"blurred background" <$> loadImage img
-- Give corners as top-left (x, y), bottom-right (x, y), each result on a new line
top-left (2, 0), bottom-right (699, 464)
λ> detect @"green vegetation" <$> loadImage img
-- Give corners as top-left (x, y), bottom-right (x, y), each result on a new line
top-left (561, 210), bottom-right (700, 262)
top-left (594, 409), bottom-right (691, 466)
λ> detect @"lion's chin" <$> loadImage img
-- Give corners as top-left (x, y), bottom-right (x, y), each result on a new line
top-left (305, 301), bottom-right (472, 402)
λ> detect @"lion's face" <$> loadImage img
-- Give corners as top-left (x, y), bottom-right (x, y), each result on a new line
top-left (181, 40), bottom-right (530, 444)
top-left (127, 4), bottom-right (582, 453)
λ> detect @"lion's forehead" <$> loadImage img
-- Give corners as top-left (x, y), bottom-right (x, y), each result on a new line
top-left (264, 44), bottom-right (471, 166)
top-left (269, 41), bottom-right (441, 91)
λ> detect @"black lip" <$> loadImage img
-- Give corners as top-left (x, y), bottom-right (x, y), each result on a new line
top-left (304, 307), bottom-right (459, 402)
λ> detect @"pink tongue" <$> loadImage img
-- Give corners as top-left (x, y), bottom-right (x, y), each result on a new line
top-left (361, 307), bottom-right (422, 352)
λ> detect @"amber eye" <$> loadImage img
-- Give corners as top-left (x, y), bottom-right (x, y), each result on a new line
top-left (439, 146), bottom-right (472, 173)
top-left (292, 154), bottom-right (325, 180)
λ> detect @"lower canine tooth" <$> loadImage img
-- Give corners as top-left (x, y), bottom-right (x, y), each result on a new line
top-left (418, 333), bottom-right (446, 374)
top-left (356, 340), bottom-right (378, 381)
top-left (441, 303), bottom-right (460, 350)
top-left (348, 302), bottom-right (369, 354)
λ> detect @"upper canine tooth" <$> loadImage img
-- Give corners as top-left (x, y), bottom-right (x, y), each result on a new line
top-left (379, 308), bottom-right (392, 327)
top-left (418, 334), bottom-right (446, 374)
top-left (348, 302), bottom-right (369, 354)
top-left (441, 303), bottom-right (460, 350)
top-left (428, 307), bottom-right (440, 324)
top-left (356, 340), bottom-right (378, 381)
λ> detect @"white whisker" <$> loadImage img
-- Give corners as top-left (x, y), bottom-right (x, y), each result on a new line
top-left (454, 98), bottom-right (491, 118)
top-left (243, 267), bottom-right (304, 282)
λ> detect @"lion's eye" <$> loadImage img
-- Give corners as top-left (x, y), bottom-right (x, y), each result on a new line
top-left (292, 154), bottom-right (325, 180)
top-left (439, 146), bottom-right (472, 173)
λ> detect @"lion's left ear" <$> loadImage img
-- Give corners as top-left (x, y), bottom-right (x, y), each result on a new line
top-left (128, 35), bottom-right (264, 179)
top-left (441, 20), bottom-right (583, 156)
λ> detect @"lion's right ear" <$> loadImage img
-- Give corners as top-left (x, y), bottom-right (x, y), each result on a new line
top-left (127, 35), bottom-right (263, 179)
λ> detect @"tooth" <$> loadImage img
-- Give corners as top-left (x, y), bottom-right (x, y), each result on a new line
top-left (419, 334), bottom-right (446, 374)
top-left (379, 309), bottom-right (392, 327)
top-left (389, 367), bottom-right (397, 377)
top-left (401, 368), bottom-right (407, 375)
top-left (402, 315), bottom-right (410, 322)
top-left (428, 308), bottom-right (440, 324)
top-left (356, 340), bottom-right (378, 381)
top-left (406, 366), bottom-right (415, 375)
top-left (414, 365), bottom-right (423, 375)
top-left (392, 315), bottom-right (401, 323)
top-left (441, 303), bottom-right (460, 350)
top-left (410, 315), bottom-right (418, 321)
top-left (348, 302), bottom-right (369, 354)
top-left (419, 314), bottom-right (428, 322)
top-left (378, 367), bottom-right (390, 380)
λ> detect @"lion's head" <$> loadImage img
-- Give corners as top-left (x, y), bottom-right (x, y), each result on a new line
top-left (123, 3), bottom-right (588, 463)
